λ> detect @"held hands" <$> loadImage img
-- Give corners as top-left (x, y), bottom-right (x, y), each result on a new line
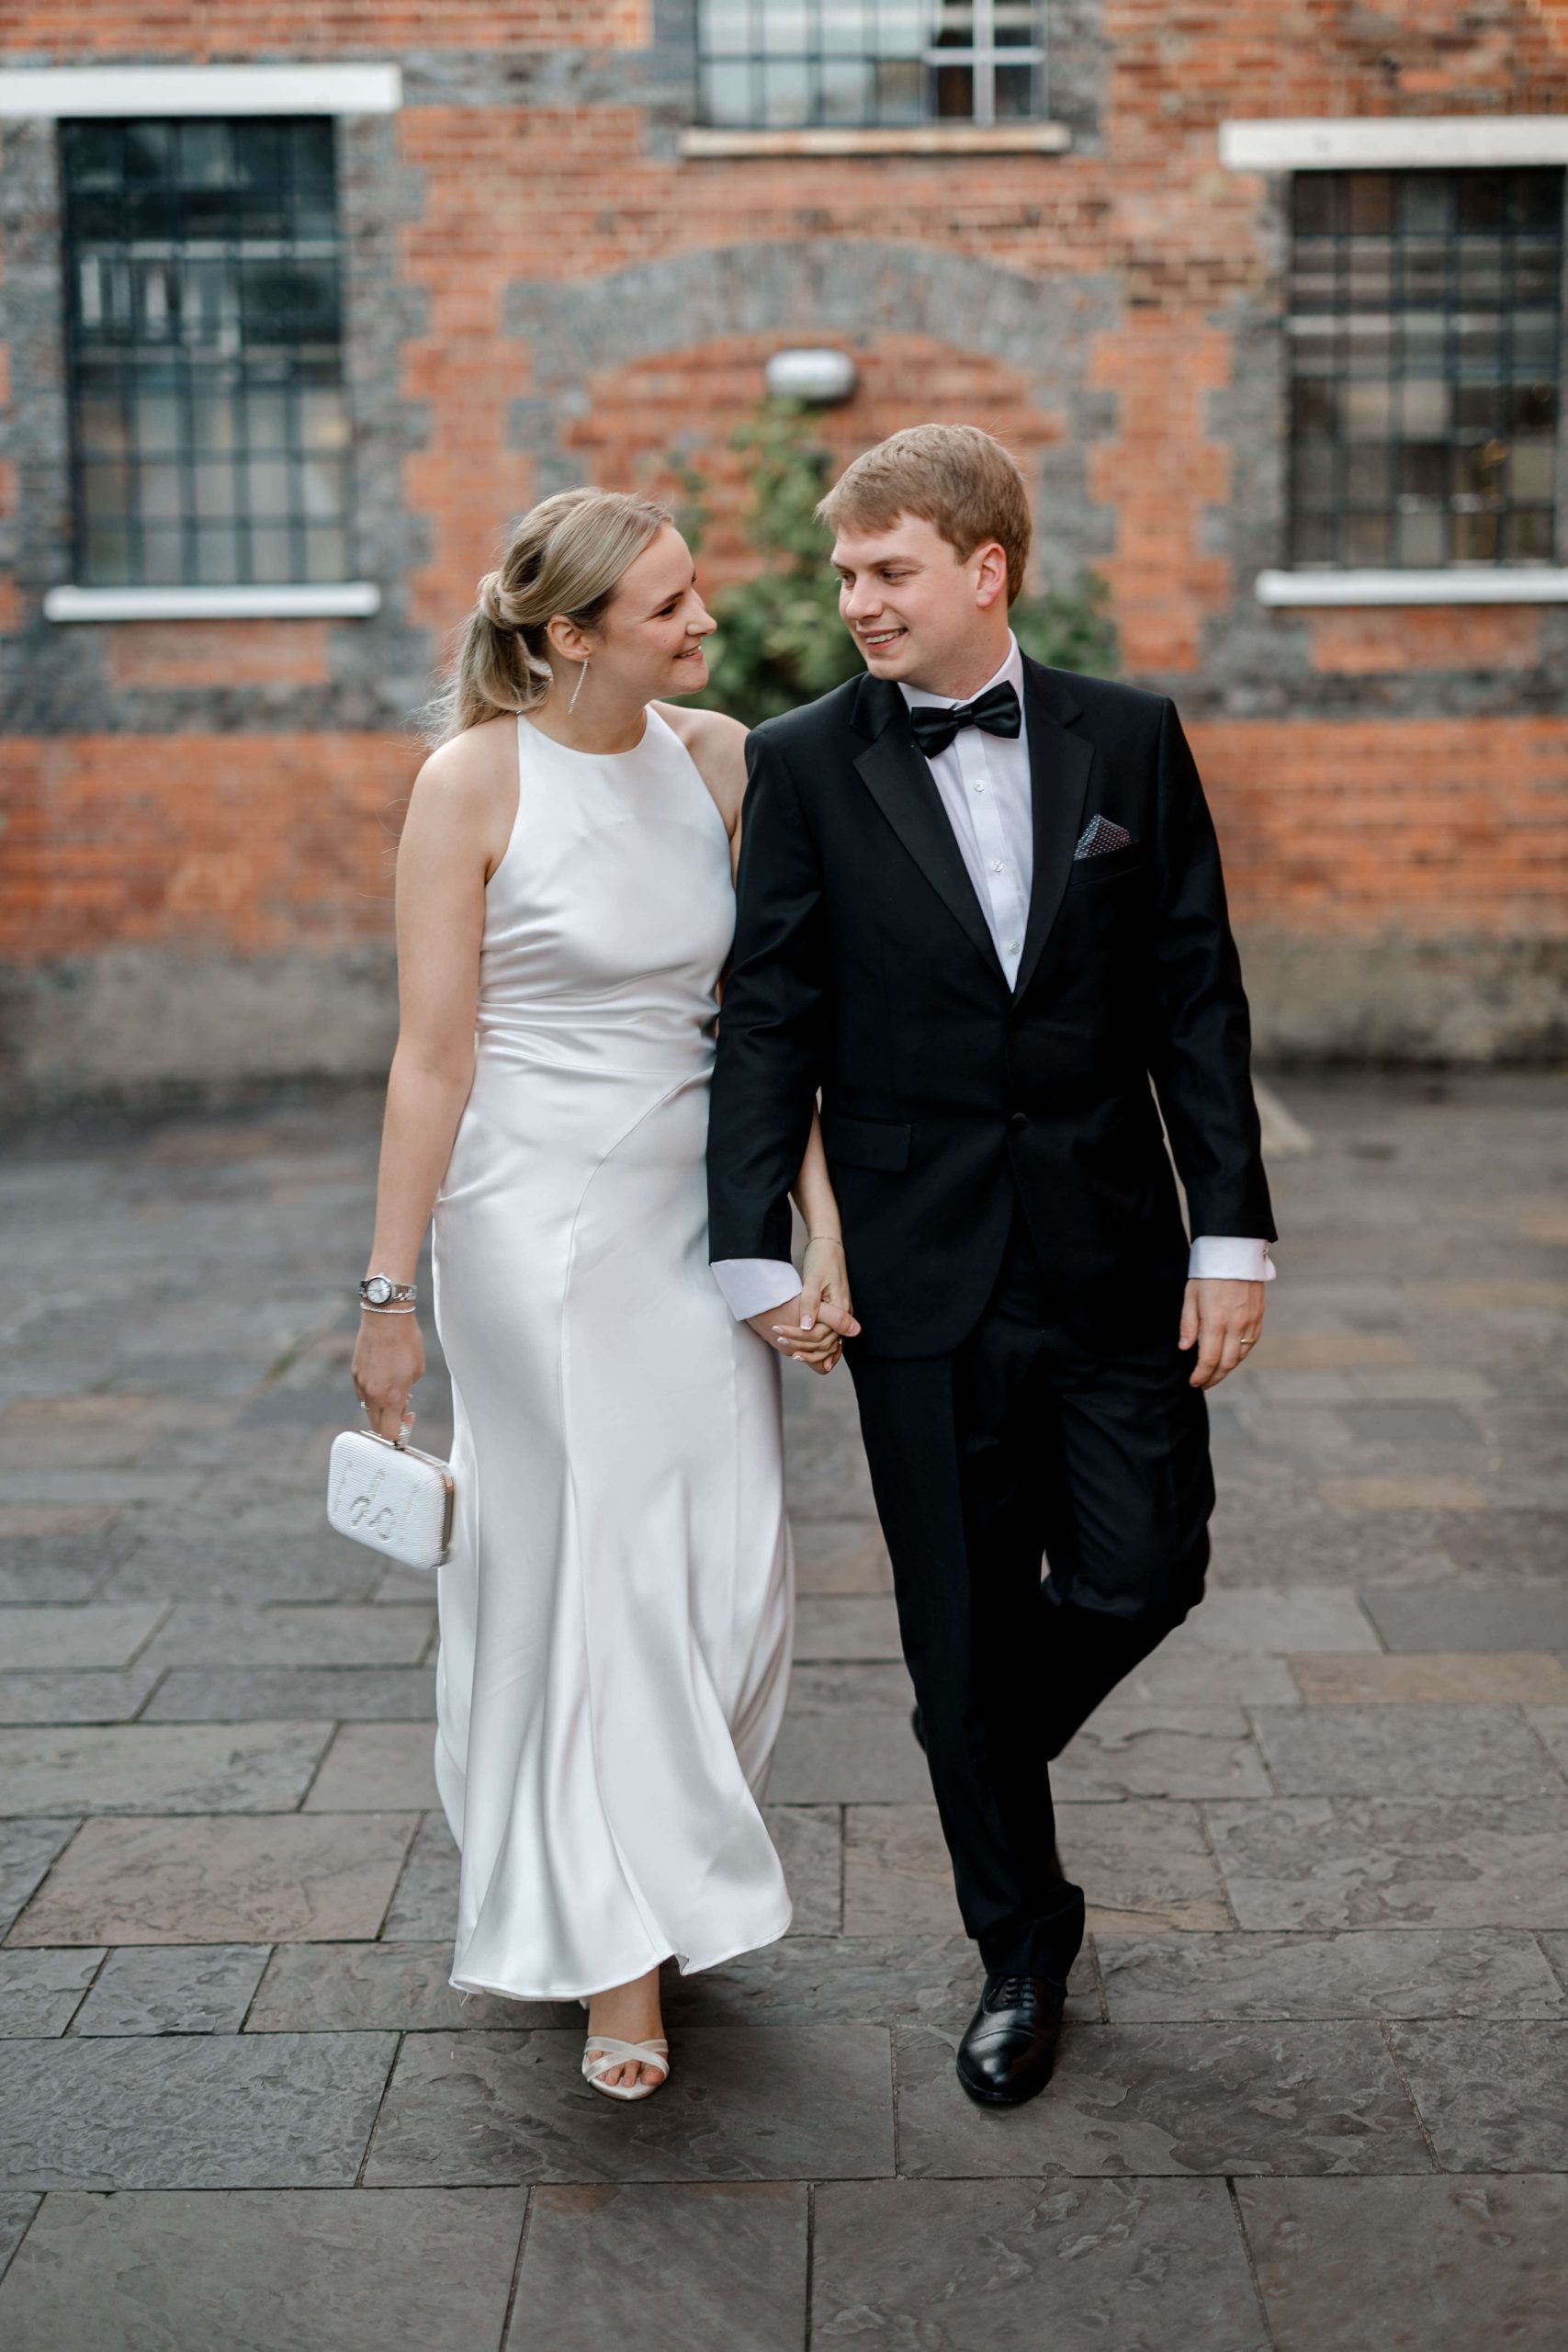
top-left (746, 1235), bottom-right (861, 1375)
top-left (351, 1308), bottom-right (425, 1441)
top-left (1179, 1277), bottom-right (1265, 1389)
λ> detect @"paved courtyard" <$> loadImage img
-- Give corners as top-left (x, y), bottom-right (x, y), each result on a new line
top-left (1, 1070), bottom-right (1566, 2348)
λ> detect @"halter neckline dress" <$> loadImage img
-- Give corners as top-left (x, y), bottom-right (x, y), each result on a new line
top-left (430, 705), bottom-right (794, 2000)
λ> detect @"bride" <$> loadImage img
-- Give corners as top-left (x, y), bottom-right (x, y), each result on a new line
top-left (351, 489), bottom-right (856, 2101)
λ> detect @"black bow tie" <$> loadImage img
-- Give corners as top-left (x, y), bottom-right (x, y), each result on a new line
top-left (907, 679), bottom-right (1021, 760)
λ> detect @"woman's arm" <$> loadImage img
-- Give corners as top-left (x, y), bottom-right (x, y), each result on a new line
top-left (351, 728), bottom-right (512, 1439)
top-left (786, 1106), bottom-right (855, 1366)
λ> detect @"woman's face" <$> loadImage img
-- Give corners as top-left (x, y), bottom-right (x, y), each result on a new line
top-left (581, 525), bottom-right (717, 703)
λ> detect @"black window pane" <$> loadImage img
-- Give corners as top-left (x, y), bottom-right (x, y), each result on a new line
top-left (61, 114), bottom-right (352, 588)
top-left (1286, 166), bottom-right (1562, 569)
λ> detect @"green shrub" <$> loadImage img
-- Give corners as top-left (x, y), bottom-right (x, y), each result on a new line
top-left (677, 400), bottom-right (1118, 727)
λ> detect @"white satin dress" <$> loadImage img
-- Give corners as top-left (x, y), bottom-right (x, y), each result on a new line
top-left (429, 706), bottom-right (795, 2002)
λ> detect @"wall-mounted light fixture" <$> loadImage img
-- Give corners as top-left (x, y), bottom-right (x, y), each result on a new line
top-left (763, 347), bottom-right (859, 405)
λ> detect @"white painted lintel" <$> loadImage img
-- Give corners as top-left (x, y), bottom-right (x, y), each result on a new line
top-left (45, 582), bottom-right (381, 622)
top-left (1221, 116), bottom-right (1568, 172)
top-left (0, 64), bottom-right (402, 118)
top-left (1256, 568), bottom-right (1568, 607)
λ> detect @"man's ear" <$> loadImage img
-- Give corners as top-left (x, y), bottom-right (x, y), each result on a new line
top-left (972, 540), bottom-right (1009, 611)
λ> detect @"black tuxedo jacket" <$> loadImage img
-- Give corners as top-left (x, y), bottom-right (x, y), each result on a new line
top-left (707, 653), bottom-right (1275, 1358)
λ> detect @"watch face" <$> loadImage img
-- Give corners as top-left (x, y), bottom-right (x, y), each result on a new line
top-left (365, 1276), bottom-right (393, 1306)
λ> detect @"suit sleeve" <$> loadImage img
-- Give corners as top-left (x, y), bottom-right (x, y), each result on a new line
top-left (1145, 698), bottom-right (1277, 1246)
top-left (706, 728), bottom-right (828, 1264)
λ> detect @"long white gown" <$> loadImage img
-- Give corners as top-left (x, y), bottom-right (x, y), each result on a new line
top-left (429, 706), bottom-right (795, 2001)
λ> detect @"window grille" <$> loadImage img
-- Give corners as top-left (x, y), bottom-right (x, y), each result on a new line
top-left (60, 116), bottom-right (352, 588)
top-left (696, 1), bottom-right (1046, 131)
top-left (1287, 168), bottom-right (1563, 568)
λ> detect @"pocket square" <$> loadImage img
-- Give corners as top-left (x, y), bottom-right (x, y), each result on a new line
top-left (1074, 815), bottom-right (1134, 861)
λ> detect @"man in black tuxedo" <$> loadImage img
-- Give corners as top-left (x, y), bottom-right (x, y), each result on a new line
top-left (706, 424), bottom-right (1275, 2108)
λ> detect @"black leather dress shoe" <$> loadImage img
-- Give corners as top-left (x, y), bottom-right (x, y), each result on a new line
top-left (955, 1972), bottom-right (1066, 2106)
top-left (909, 1705), bottom-right (1065, 1880)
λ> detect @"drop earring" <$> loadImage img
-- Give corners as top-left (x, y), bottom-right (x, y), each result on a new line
top-left (568, 657), bottom-right (590, 714)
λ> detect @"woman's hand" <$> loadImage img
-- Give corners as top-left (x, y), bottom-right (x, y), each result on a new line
top-left (781, 1235), bottom-right (859, 1374)
top-left (351, 1310), bottom-right (426, 1441)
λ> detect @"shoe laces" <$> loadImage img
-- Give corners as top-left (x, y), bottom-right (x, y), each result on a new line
top-left (987, 1973), bottom-right (1034, 2010)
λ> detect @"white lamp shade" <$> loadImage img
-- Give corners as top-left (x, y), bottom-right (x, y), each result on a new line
top-left (763, 347), bottom-right (859, 404)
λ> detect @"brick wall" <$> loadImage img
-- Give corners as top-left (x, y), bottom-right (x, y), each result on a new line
top-left (2, 0), bottom-right (1566, 1105)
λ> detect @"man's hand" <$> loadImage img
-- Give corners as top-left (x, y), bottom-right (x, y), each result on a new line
top-left (747, 1290), bottom-right (859, 1375)
top-left (1179, 1278), bottom-right (1264, 1389)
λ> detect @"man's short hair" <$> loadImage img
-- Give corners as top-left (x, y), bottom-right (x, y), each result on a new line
top-left (816, 423), bottom-right (1032, 604)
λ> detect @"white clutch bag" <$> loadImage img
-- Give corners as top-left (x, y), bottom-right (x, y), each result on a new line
top-left (326, 1428), bottom-right (455, 1573)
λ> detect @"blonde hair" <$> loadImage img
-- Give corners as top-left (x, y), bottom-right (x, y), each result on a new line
top-left (816, 424), bottom-right (1032, 603)
top-left (429, 487), bottom-right (671, 741)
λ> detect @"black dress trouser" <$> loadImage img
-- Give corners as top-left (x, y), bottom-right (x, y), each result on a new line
top-left (846, 1198), bottom-right (1216, 1984)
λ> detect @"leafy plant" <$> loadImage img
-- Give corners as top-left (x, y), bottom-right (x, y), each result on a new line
top-left (678, 399), bottom-right (1118, 726)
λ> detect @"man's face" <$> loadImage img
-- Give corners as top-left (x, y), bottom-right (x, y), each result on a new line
top-left (829, 513), bottom-right (1007, 689)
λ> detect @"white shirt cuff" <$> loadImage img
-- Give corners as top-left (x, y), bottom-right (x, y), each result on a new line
top-left (1188, 1236), bottom-right (1276, 1283)
top-left (712, 1258), bottom-right (802, 1319)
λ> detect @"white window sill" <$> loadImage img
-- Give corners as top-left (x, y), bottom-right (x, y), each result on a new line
top-left (1221, 116), bottom-right (1568, 171)
top-left (44, 582), bottom-right (381, 623)
top-left (1256, 568), bottom-right (1568, 608)
top-left (679, 122), bottom-right (1070, 160)
top-left (0, 63), bottom-right (401, 116)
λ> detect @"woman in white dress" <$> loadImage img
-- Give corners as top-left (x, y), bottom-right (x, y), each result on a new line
top-left (351, 490), bottom-right (856, 2100)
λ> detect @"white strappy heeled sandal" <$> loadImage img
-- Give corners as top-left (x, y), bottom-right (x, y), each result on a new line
top-left (581, 2029), bottom-right (671, 2101)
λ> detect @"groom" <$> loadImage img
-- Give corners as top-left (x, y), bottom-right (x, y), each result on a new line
top-left (706, 424), bottom-right (1275, 2108)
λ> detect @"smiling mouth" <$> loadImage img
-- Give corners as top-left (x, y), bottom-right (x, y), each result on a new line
top-left (860, 628), bottom-right (906, 650)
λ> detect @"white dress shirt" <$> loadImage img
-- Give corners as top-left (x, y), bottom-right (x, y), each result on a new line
top-left (712, 633), bottom-right (1274, 1321)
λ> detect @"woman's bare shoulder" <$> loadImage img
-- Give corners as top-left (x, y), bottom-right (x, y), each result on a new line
top-left (404, 713), bottom-right (518, 866)
top-left (655, 702), bottom-right (748, 829)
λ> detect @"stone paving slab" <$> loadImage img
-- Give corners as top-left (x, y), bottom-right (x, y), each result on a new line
top-left (6, 1813), bottom-right (418, 1947)
top-left (0, 2186), bottom-right (528, 2352)
top-left (0, 1665), bottom-right (165, 1724)
top-left (249, 1941), bottom-right (564, 2034)
top-left (1053, 1705), bottom-right (1271, 1800)
top-left (1202, 1796), bottom-right (1568, 1930)
top-left (1159, 1587), bottom-right (1381, 1653)
top-left (1386, 2020), bottom-right (1568, 2172)
top-left (0, 1605), bottom-right (168, 1668)
top-left (0, 1821), bottom-right (80, 1938)
top-left (894, 2020), bottom-right (1428, 2178)
top-left (768, 1712), bottom-right (933, 1803)
top-left (304, 1722), bottom-right (439, 1810)
top-left (790, 1595), bottom-right (902, 1660)
top-left (1097, 1928), bottom-right (1568, 2020)
top-left (788, 1517), bottom-right (894, 1595)
top-left (378, 1809), bottom-right (463, 1939)
top-left (511, 2182), bottom-right (807, 2352)
top-left (0, 1949), bottom-right (102, 2037)
top-left (1235, 2175), bottom-right (1568, 2351)
top-left (843, 1801), bottom-right (1233, 1938)
top-left (363, 2026), bottom-right (896, 2186)
top-left (0, 2030), bottom-right (398, 2190)
top-left (0, 2193), bottom-right (39, 2285)
top-left (1114, 1648), bottom-right (1302, 1704)
top-left (662, 1933), bottom-right (1099, 2030)
top-left (139, 1603), bottom-right (435, 1668)
top-left (141, 1667), bottom-right (436, 1721)
top-left (1248, 1702), bottom-right (1565, 1797)
top-left (1360, 1586), bottom-right (1568, 1653)
top-left (0, 1723), bottom-right (333, 1816)
top-left (811, 2177), bottom-right (1269, 2350)
top-left (71, 1944), bottom-right (270, 2035)
top-left (1289, 1651), bottom-right (1568, 1703)
top-left (767, 1805), bottom-right (843, 1936)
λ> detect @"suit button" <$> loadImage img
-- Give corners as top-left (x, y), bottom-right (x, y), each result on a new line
top-left (1008, 1112), bottom-right (1029, 1136)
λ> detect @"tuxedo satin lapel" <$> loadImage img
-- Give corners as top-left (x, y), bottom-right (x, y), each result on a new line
top-left (853, 697), bottom-right (1008, 989)
top-left (1011, 669), bottom-right (1096, 1002)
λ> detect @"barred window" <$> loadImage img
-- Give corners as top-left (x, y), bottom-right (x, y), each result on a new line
top-left (60, 117), bottom-right (352, 589)
top-left (1288, 168), bottom-right (1563, 569)
top-left (696, 1), bottom-right (1046, 130)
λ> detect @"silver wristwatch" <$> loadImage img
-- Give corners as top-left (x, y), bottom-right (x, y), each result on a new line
top-left (360, 1274), bottom-right (417, 1308)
